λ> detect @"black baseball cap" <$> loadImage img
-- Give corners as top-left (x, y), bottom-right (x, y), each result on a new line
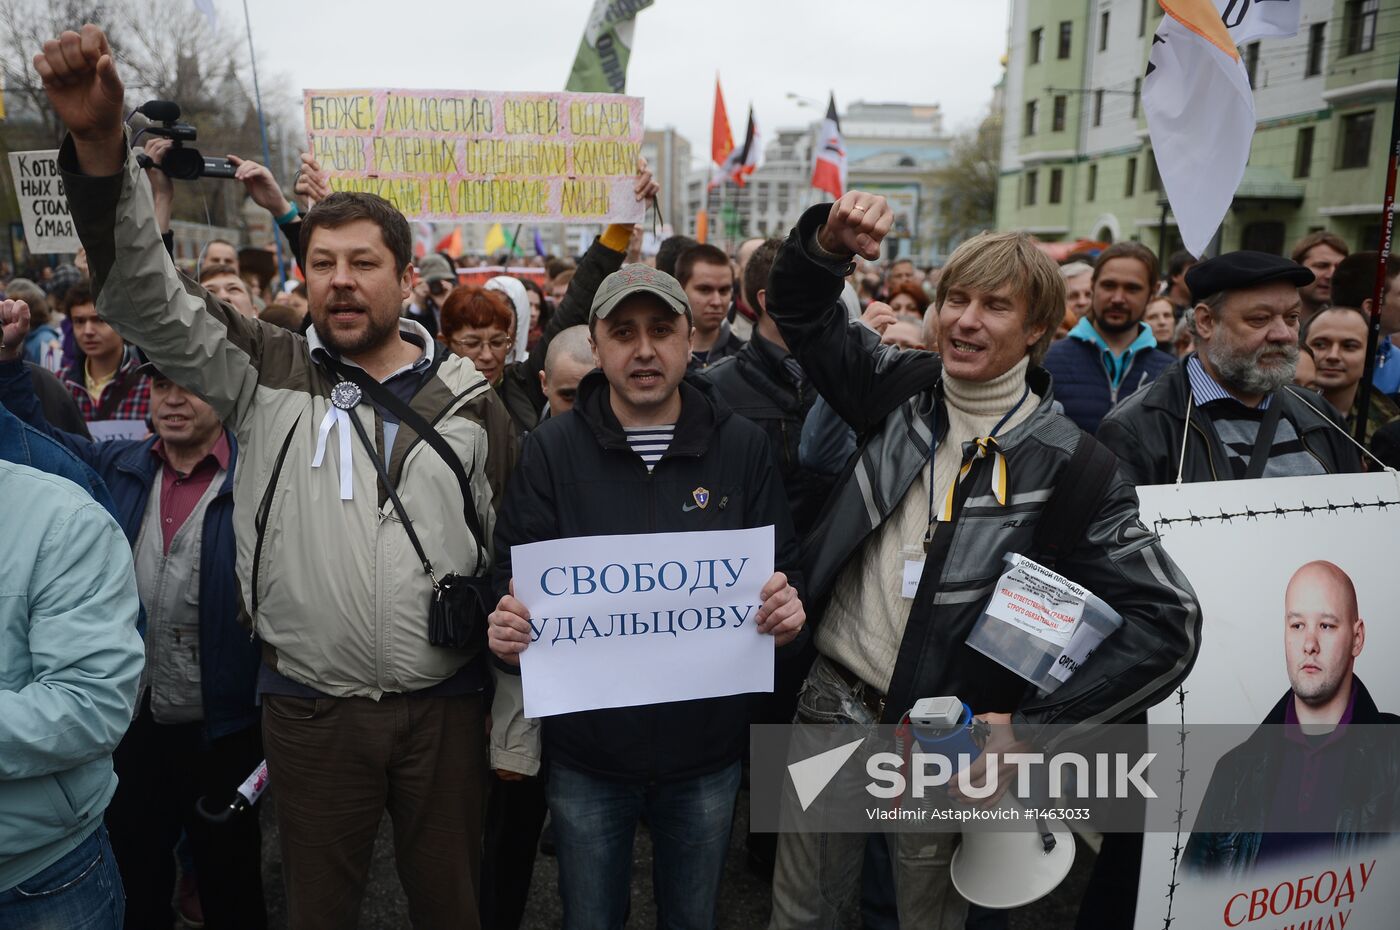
top-left (1185, 251), bottom-right (1315, 304)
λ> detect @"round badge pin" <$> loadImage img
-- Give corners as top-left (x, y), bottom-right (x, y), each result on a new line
top-left (331, 381), bottom-right (362, 411)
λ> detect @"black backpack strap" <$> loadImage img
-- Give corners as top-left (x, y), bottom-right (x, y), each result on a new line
top-left (321, 357), bottom-right (488, 562)
top-left (1032, 432), bottom-right (1121, 570)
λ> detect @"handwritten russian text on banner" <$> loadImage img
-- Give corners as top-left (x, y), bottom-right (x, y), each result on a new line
top-left (303, 89), bottom-right (645, 224)
top-left (513, 526), bottom-right (775, 718)
top-left (8, 150), bottom-right (79, 254)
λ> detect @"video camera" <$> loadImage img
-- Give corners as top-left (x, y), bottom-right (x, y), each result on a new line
top-left (131, 100), bottom-right (237, 181)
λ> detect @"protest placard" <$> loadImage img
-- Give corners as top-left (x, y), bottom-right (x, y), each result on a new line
top-left (511, 526), bottom-right (775, 717)
top-left (1133, 472), bottom-right (1400, 930)
top-left (302, 88), bottom-right (646, 224)
top-left (8, 150), bottom-right (79, 254)
top-left (86, 420), bottom-right (150, 443)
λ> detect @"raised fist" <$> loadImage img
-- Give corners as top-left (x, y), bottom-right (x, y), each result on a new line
top-left (33, 25), bottom-right (124, 144)
top-left (816, 191), bottom-right (893, 262)
top-left (0, 299), bottom-right (32, 361)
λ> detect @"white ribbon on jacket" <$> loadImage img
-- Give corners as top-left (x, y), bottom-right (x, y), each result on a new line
top-left (311, 381), bottom-right (363, 500)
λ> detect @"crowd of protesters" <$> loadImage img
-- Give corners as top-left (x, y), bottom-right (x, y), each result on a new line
top-left (3, 22), bottom-right (1399, 930)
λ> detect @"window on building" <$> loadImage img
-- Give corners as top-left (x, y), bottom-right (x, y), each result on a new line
top-left (1049, 168), bottom-right (1064, 204)
top-left (1145, 150), bottom-right (1161, 192)
top-left (1139, 0), bottom-right (1149, 36)
top-left (1241, 222), bottom-right (1286, 255)
top-left (1030, 27), bottom-right (1043, 64)
top-left (1338, 110), bottom-right (1375, 169)
top-left (1125, 157), bottom-right (1138, 197)
top-left (1026, 170), bottom-right (1039, 206)
top-left (1058, 21), bottom-right (1073, 59)
top-left (1242, 42), bottom-right (1260, 85)
top-left (1306, 22), bottom-right (1326, 76)
top-left (1295, 126), bottom-right (1315, 178)
top-left (1344, 0), bottom-right (1379, 56)
top-left (1024, 99), bottom-right (1038, 136)
top-left (1132, 78), bottom-right (1141, 119)
top-left (1053, 95), bottom-right (1067, 132)
top-left (1094, 89), bottom-right (1104, 127)
top-left (1087, 163), bottom-right (1098, 201)
top-left (1099, 11), bottom-right (1110, 51)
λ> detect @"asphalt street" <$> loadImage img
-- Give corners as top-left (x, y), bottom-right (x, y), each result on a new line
top-left (255, 789), bottom-right (1095, 929)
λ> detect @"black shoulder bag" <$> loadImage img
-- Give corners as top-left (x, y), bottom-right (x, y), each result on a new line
top-left (1031, 432), bottom-right (1121, 570)
top-left (323, 358), bottom-right (493, 650)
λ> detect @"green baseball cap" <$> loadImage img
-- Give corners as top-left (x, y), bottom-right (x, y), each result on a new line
top-left (590, 263), bottom-right (692, 322)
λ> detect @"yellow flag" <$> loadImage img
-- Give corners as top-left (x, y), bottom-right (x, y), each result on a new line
top-left (483, 223), bottom-right (506, 255)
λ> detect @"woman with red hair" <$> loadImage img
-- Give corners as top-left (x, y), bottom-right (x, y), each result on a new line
top-left (439, 285), bottom-right (536, 429)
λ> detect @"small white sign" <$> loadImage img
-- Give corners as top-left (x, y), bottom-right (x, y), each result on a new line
top-left (512, 526), bottom-right (776, 718)
top-left (901, 558), bottom-right (924, 599)
top-left (86, 419), bottom-right (149, 443)
top-left (984, 553), bottom-right (1085, 648)
top-left (8, 150), bottom-right (79, 254)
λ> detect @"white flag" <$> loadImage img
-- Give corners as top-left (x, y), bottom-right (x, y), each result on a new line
top-left (192, 0), bottom-right (218, 29)
top-left (1143, 0), bottom-right (1255, 256)
top-left (1214, 0), bottom-right (1302, 45)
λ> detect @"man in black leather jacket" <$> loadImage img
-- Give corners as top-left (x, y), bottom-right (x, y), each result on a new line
top-left (765, 192), bottom-right (1200, 929)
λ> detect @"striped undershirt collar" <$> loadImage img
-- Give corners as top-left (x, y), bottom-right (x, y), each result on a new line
top-left (623, 424), bottom-right (675, 473)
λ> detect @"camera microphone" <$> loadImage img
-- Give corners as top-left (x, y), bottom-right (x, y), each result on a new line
top-left (137, 100), bottom-right (181, 123)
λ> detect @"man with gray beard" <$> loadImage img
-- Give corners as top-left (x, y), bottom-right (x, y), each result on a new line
top-left (1083, 252), bottom-right (1363, 930)
top-left (1099, 251), bottom-right (1360, 485)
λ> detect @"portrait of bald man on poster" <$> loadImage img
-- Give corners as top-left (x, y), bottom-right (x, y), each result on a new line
top-left (1183, 561), bottom-right (1400, 877)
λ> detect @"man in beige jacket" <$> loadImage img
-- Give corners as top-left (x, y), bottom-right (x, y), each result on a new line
top-left (39, 25), bottom-right (516, 930)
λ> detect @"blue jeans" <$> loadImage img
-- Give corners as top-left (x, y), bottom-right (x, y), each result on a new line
top-left (0, 826), bottom-right (124, 930)
top-left (548, 760), bottom-right (741, 930)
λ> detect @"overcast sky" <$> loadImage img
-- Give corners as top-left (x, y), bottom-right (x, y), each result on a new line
top-left (236, 0), bottom-right (1010, 164)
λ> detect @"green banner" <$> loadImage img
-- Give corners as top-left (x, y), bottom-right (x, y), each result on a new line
top-left (565, 0), bottom-right (655, 94)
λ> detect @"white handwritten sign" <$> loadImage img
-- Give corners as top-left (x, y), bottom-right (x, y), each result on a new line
top-left (512, 526), bottom-right (775, 717)
top-left (9, 150), bottom-right (79, 254)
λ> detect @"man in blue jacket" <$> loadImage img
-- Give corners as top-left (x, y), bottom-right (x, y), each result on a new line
top-left (0, 299), bottom-right (264, 930)
top-left (0, 458), bottom-right (143, 929)
top-left (1042, 242), bottom-right (1174, 433)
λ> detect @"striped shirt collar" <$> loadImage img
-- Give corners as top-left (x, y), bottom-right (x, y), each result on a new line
top-left (1186, 354), bottom-right (1272, 411)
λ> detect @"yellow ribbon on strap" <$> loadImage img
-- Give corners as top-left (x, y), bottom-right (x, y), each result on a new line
top-left (937, 435), bottom-right (1009, 522)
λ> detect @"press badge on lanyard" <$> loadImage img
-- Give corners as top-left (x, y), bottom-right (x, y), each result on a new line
top-left (901, 546), bottom-right (925, 599)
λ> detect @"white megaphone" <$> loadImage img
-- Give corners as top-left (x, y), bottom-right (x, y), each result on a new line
top-left (949, 796), bottom-right (1075, 909)
top-left (903, 697), bottom-right (1076, 910)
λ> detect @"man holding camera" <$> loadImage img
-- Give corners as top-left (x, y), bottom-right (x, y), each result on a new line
top-left (762, 192), bottom-right (1201, 927)
top-left (39, 24), bottom-right (516, 930)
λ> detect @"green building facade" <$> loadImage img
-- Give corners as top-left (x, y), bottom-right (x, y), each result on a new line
top-left (997, 0), bottom-right (1399, 258)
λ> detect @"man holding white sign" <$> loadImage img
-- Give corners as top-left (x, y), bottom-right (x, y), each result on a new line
top-left (488, 263), bottom-right (805, 929)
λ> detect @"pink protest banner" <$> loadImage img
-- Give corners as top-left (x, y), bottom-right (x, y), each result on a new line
top-left (303, 89), bottom-right (646, 224)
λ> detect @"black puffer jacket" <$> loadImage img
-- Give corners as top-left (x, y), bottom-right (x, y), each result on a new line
top-left (699, 332), bottom-right (835, 535)
top-left (492, 372), bottom-right (801, 783)
top-left (1097, 356), bottom-right (1361, 484)
top-left (766, 203), bottom-right (1201, 743)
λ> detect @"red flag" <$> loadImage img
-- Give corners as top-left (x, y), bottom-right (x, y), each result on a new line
top-left (709, 77), bottom-right (735, 190)
top-left (434, 226), bottom-right (462, 257)
top-left (810, 93), bottom-right (845, 199)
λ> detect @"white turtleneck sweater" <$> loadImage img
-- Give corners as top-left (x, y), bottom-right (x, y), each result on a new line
top-left (816, 355), bottom-right (1038, 694)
